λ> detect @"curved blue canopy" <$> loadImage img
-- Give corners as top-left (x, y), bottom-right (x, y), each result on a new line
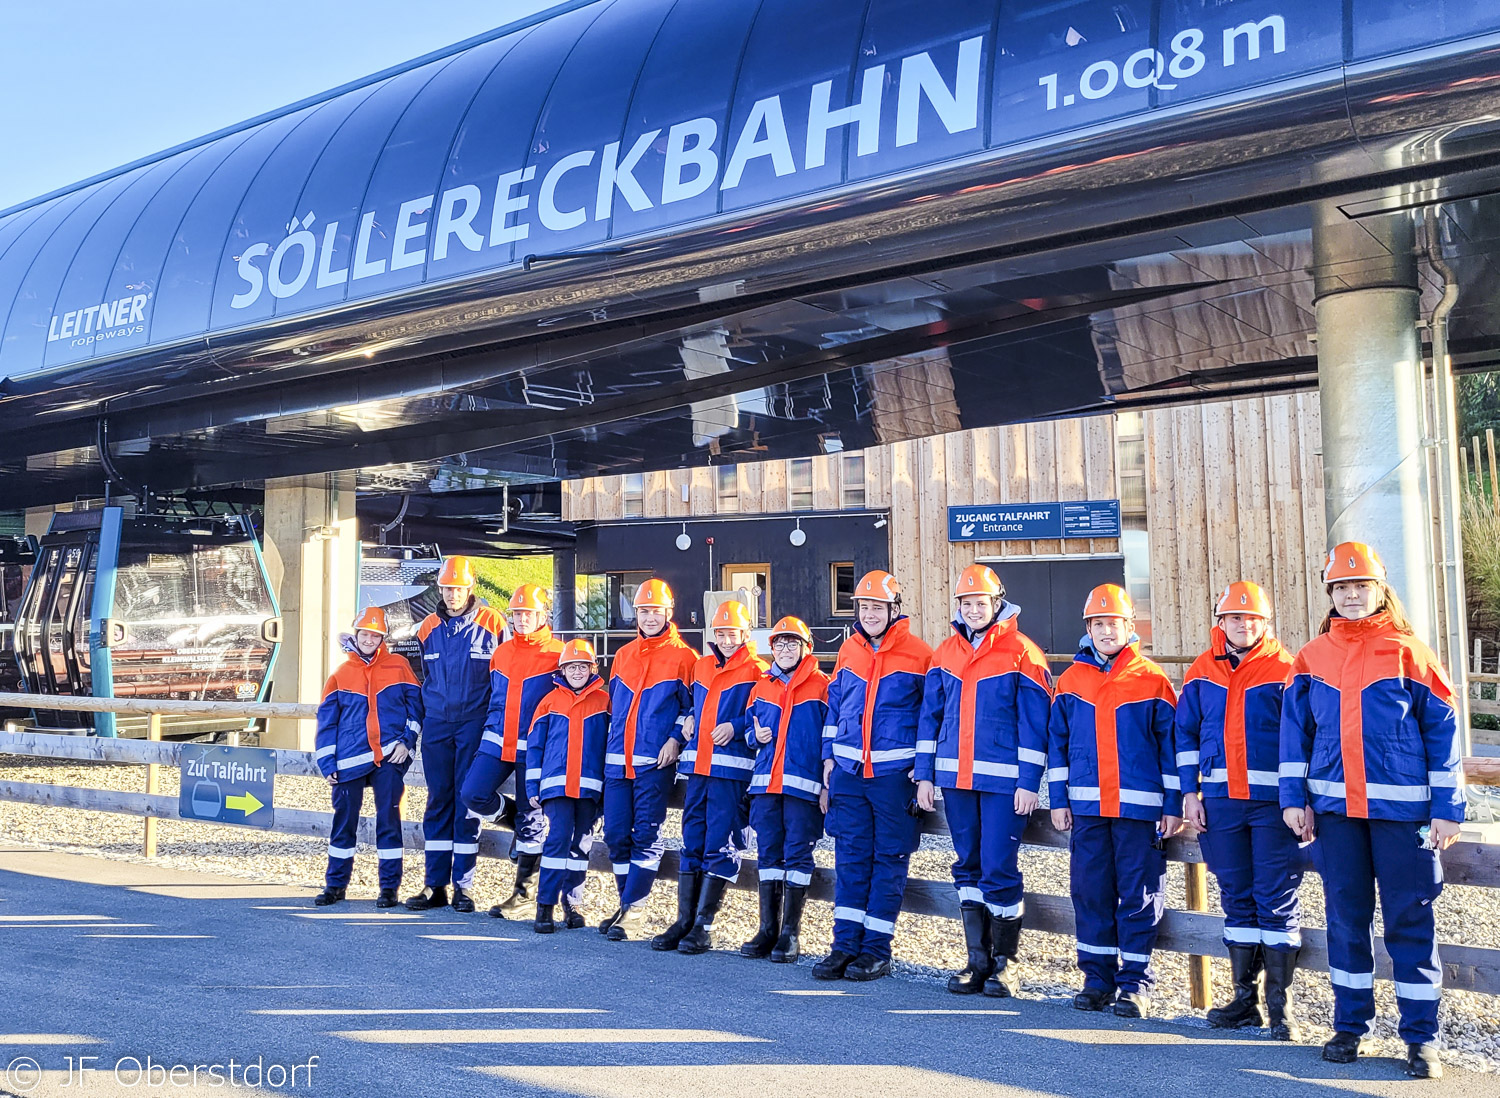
top-left (0, 0), bottom-right (1487, 384)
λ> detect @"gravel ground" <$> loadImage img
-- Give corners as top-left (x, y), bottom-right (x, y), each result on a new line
top-left (3, 755), bottom-right (1498, 1075)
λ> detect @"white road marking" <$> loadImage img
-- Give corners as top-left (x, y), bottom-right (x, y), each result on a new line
top-left (255, 1008), bottom-right (608, 1016)
top-left (0, 1035), bottom-right (103, 1045)
top-left (770, 989), bottom-right (857, 996)
top-left (333, 1028), bottom-right (770, 1044)
top-left (419, 935), bottom-right (520, 942)
top-left (889, 1009), bottom-right (1021, 1016)
top-left (0, 914), bottom-right (113, 921)
top-left (82, 934), bottom-right (215, 939)
top-left (289, 913), bottom-right (427, 920)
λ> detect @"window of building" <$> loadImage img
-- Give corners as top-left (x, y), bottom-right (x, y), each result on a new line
top-left (830, 562), bottom-right (855, 616)
top-left (841, 453), bottom-right (866, 509)
top-left (575, 574), bottom-right (609, 631)
top-left (606, 570), bottom-right (654, 630)
top-left (716, 465), bottom-right (739, 513)
top-left (721, 564), bottom-right (769, 625)
top-left (788, 458), bottom-right (813, 511)
top-left (622, 473), bottom-right (644, 517)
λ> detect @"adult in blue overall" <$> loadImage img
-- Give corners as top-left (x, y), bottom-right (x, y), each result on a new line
top-left (405, 555), bottom-right (505, 912)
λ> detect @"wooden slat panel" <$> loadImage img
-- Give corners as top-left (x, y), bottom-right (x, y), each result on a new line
top-left (736, 462), bottom-right (761, 515)
top-left (690, 467), bottom-right (715, 515)
top-left (915, 437), bottom-right (950, 643)
top-left (1232, 397), bottom-right (1275, 597)
top-left (1027, 422), bottom-right (1062, 557)
top-left (1145, 408), bottom-right (1181, 655)
top-left (888, 441), bottom-right (921, 626)
top-left (1200, 400), bottom-right (1240, 608)
top-left (595, 475), bottom-right (623, 521)
top-left (1055, 417), bottom-right (1092, 555)
top-left (813, 455), bottom-right (838, 511)
top-left (643, 471), bottom-right (670, 519)
top-left (1298, 391), bottom-right (1329, 635)
top-left (1002, 423), bottom-right (1031, 558)
top-left (666, 468), bottom-right (691, 518)
top-left (863, 445), bottom-right (890, 509)
top-left (762, 459), bottom-right (788, 513)
top-left (972, 427), bottom-right (1000, 506)
top-left (1264, 394), bottom-right (1309, 649)
top-left (1173, 406), bottom-right (1211, 638)
top-left (1083, 415), bottom-right (1117, 556)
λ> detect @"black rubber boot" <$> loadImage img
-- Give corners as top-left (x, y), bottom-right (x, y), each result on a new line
top-left (770, 886), bottom-right (808, 963)
top-left (560, 897), bottom-right (586, 929)
top-left (451, 886), bottom-right (476, 914)
top-left (1073, 987), bottom-right (1114, 1012)
top-left (404, 885), bottom-right (448, 911)
top-left (492, 854), bottom-right (539, 919)
top-left (598, 907), bottom-right (625, 936)
top-left (533, 903), bottom-right (556, 934)
top-left (740, 881), bottom-right (784, 959)
top-left (946, 904), bottom-right (994, 994)
top-left (984, 914), bottom-right (1023, 998)
top-left (1114, 990), bottom-right (1151, 1018)
top-left (844, 953), bottom-right (891, 981)
top-left (313, 886), bottom-right (346, 907)
top-left (1405, 1043), bottom-right (1443, 1079)
top-left (608, 905), bottom-right (649, 941)
top-left (1322, 1032), bottom-right (1373, 1063)
top-left (678, 876), bottom-right (730, 954)
top-left (1262, 948), bottom-right (1302, 1041)
top-left (1206, 945), bottom-right (1265, 1029)
top-left (812, 950), bottom-right (857, 980)
top-left (651, 871), bottom-right (702, 951)
top-left (375, 888), bottom-right (398, 909)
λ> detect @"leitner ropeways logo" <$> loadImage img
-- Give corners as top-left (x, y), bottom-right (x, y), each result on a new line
top-left (48, 293), bottom-right (151, 347)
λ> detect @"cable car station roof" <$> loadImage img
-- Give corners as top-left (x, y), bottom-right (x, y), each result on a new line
top-left (4, 0), bottom-right (1500, 507)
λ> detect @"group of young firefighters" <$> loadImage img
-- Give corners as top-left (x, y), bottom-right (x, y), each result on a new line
top-left (311, 540), bottom-right (1464, 1080)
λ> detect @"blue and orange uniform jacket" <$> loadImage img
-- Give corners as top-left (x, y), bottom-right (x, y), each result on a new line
top-left (1175, 628), bottom-right (1292, 802)
top-left (605, 624), bottom-right (697, 779)
top-left (824, 616), bottom-right (933, 778)
top-left (478, 625), bottom-right (565, 764)
top-left (316, 641), bottom-right (423, 782)
top-left (1048, 641), bottom-right (1180, 821)
top-left (681, 643), bottom-right (768, 782)
top-left (915, 610), bottom-right (1052, 795)
top-left (1279, 612), bottom-right (1463, 822)
top-left (416, 600), bottom-right (507, 725)
top-left (525, 674), bottom-right (610, 804)
top-left (747, 656), bottom-right (831, 803)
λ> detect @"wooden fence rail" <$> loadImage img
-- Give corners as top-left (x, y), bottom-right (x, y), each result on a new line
top-left (4, 722), bottom-right (1500, 1002)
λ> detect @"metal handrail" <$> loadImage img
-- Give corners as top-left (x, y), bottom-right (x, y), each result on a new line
top-left (0, 692), bottom-right (316, 720)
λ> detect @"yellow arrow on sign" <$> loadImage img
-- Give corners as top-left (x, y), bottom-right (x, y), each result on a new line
top-left (225, 792), bottom-right (264, 816)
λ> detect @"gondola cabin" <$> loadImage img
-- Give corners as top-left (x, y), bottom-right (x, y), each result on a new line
top-left (11, 508), bottom-right (281, 737)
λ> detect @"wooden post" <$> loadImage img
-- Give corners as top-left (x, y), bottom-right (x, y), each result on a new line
top-left (1488, 429), bottom-right (1499, 513)
top-left (142, 713), bottom-right (161, 858)
top-left (1184, 861), bottom-right (1212, 1009)
top-left (1462, 444), bottom-right (1471, 484)
top-left (1474, 436), bottom-right (1484, 496)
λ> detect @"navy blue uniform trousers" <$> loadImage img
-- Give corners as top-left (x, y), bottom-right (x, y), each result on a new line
top-left (538, 796), bottom-right (599, 907)
top-left (1314, 813), bottom-right (1445, 1043)
top-left (944, 787), bottom-right (1028, 918)
top-left (326, 763), bottom-right (405, 890)
top-left (679, 774), bottom-right (750, 881)
top-left (602, 765), bottom-right (677, 906)
top-left (420, 718), bottom-right (482, 889)
top-left (749, 793), bottom-right (824, 886)
top-left (828, 767), bottom-right (920, 961)
top-left (1197, 797), bottom-right (1304, 950)
top-left (1069, 815), bottom-right (1166, 995)
top-left (460, 751), bottom-right (547, 855)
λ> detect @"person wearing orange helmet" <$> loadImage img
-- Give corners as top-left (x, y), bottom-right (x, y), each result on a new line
top-left (814, 569), bottom-right (933, 982)
top-left (312, 607), bottom-right (423, 908)
top-left (1176, 581), bottom-right (1300, 1039)
top-left (1280, 543), bottom-right (1462, 1078)
top-left (406, 555), bottom-right (507, 913)
top-left (599, 578), bottom-right (698, 941)
top-left (523, 639), bottom-right (610, 933)
top-left (653, 597), bottom-right (768, 954)
top-left (916, 564), bottom-right (1052, 997)
top-left (1048, 583), bottom-right (1179, 1018)
top-left (459, 583), bottom-right (565, 920)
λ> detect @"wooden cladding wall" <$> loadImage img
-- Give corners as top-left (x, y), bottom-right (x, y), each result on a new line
top-left (1143, 392), bottom-right (1327, 657)
top-left (561, 394), bottom-right (1328, 655)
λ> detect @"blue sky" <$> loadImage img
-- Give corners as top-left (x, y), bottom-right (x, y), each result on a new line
top-left (0, 2), bottom-right (569, 211)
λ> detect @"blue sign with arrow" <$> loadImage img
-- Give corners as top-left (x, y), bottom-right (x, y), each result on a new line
top-left (178, 745), bottom-right (276, 830)
top-left (949, 500), bottom-right (1121, 542)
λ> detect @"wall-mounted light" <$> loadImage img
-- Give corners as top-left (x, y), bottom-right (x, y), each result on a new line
top-left (873, 517), bottom-right (888, 529)
top-left (676, 523), bottom-right (692, 551)
top-left (789, 518), bottom-right (807, 547)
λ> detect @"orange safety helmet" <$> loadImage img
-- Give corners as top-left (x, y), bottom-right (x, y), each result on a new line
top-left (854, 569), bottom-right (902, 604)
top-left (1083, 584), bottom-right (1134, 620)
top-left (633, 578), bottom-right (675, 609)
top-left (1215, 581), bottom-right (1272, 619)
top-left (711, 599), bottom-right (753, 631)
top-left (437, 555), bottom-right (477, 588)
top-left (1323, 541), bottom-right (1387, 585)
top-left (767, 615), bottom-right (813, 647)
top-left (352, 606), bottom-right (390, 635)
top-left (954, 564), bottom-right (1004, 600)
top-left (509, 583), bottom-right (550, 612)
top-left (558, 638), bottom-right (598, 666)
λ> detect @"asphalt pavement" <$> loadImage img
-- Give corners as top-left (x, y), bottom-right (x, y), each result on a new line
top-left (0, 843), bottom-right (1495, 1098)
